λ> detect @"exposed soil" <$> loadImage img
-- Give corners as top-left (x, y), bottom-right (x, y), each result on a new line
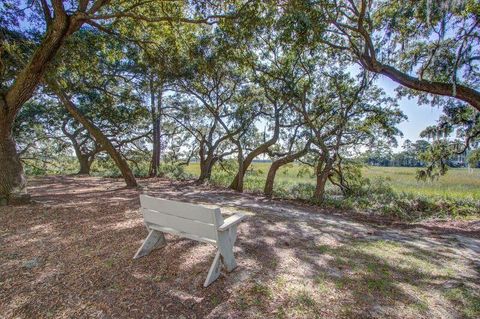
top-left (1, 176), bottom-right (479, 318)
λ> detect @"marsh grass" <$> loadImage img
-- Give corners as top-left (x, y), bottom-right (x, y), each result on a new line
top-left (186, 162), bottom-right (480, 199)
top-left (185, 162), bottom-right (480, 220)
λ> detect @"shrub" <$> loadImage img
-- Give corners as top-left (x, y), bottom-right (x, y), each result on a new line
top-left (158, 163), bottom-right (193, 180)
top-left (289, 183), bottom-right (316, 200)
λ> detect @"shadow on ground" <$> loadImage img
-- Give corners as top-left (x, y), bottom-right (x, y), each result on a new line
top-left (0, 176), bottom-right (479, 318)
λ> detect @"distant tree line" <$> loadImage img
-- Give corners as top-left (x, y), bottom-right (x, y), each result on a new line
top-left (362, 139), bottom-right (480, 169)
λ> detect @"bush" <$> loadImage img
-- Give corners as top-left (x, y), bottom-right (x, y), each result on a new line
top-left (289, 183), bottom-right (316, 200)
top-left (158, 163), bottom-right (193, 180)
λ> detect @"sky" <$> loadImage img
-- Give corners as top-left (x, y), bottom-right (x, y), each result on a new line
top-left (375, 74), bottom-right (443, 152)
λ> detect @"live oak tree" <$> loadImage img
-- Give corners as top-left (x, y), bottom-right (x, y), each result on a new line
top-left (45, 29), bottom-right (151, 186)
top-left (14, 96), bottom-right (102, 175)
top-left (263, 128), bottom-right (311, 197)
top-left (227, 96), bottom-right (274, 192)
top-left (61, 120), bottom-right (101, 175)
top-left (281, 50), bottom-right (404, 201)
top-left (243, 42), bottom-right (310, 196)
top-left (115, 16), bottom-right (194, 177)
top-left (165, 95), bottom-right (236, 183)
top-left (13, 98), bottom-right (73, 175)
top-left (172, 35), bottom-right (257, 184)
top-left (416, 103), bottom-right (480, 180)
top-left (226, 17), bottom-right (309, 193)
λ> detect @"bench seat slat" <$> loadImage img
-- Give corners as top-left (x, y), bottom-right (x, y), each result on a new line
top-left (143, 208), bottom-right (217, 242)
top-left (140, 195), bottom-right (215, 224)
top-left (148, 225), bottom-right (218, 245)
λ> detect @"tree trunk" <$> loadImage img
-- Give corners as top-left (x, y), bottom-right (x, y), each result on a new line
top-left (314, 159), bottom-right (333, 202)
top-left (150, 116), bottom-right (161, 176)
top-left (197, 153), bottom-right (217, 184)
top-left (0, 125), bottom-right (29, 205)
top-left (230, 113), bottom-right (280, 192)
top-left (264, 145), bottom-right (310, 197)
top-left (149, 80), bottom-right (163, 177)
top-left (230, 141), bottom-right (276, 191)
top-left (0, 13), bottom-right (84, 204)
top-left (67, 134), bottom-right (93, 175)
top-left (51, 85), bottom-right (137, 187)
top-left (77, 154), bottom-right (92, 175)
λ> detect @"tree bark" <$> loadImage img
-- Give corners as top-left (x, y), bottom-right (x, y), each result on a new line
top-left (51, 85), bottom-right (137, 187)
top-left (0, 10), bottom-right (84, 204)
top-left (149, 80), bottom-right (163, 177)
top-left (5, 11), bottom-right (75, 116)
top-left (0, 122), bottom-right (29, 205)
top-left (361, 57), bottom-right (480, 112)
top-left (197, 155), bottom-right (217, 184)
top-left (77, 154), bottom-right (92, 175)
top-left (263, 145), bottom-right (310, 197)
top-left (313, 158), bottom-right (334, 202)
top-left (230, 110), bottom-right (281, 192)
top-left (62, 123), bottom-right (96, 175)
top-left (230, 140), bottom-right (277, 191)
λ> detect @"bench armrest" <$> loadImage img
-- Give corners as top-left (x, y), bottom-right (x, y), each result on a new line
top-left (218, 213), bottom-right (245, 231)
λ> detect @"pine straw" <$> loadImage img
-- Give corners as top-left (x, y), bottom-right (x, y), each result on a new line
top-left (1, 176), bottom-right (479, 318)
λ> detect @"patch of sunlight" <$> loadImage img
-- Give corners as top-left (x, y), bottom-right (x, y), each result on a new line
top-left (106, 219), bottom-right (143, 231)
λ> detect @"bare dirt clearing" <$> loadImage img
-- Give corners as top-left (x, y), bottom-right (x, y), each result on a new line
top-left (1, 176), bottom-right (479, 318)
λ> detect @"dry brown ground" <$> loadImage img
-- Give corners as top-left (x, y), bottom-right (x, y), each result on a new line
top-left (1, 176), bottom-right (479, 319)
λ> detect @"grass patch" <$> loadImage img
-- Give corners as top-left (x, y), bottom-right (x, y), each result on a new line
top-left (444, 287), bottom-right (480, 318)
top-left (235, 281), bottom-right (273, 310)
top-left (294, 290), bottom-right (317, 308)
top-left (185, 163), bottom-right (480, 200)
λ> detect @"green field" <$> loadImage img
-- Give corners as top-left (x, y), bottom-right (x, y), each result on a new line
top-left (185, 163), bottom-right (480, 200)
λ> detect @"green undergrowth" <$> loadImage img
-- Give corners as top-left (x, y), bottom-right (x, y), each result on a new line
top-left (202, 163), bottom-right (480, 222)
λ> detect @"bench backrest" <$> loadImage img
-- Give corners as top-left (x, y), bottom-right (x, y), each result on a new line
top-left (140, 195), bottom-right (223, 244)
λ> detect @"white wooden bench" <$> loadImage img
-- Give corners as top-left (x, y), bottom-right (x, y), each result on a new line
top-left (134, 194), bottom-right (246, 287)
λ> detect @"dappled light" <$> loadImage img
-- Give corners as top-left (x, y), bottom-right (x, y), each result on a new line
top-left (1, 0), bottom-right (479, 318)
top-left (1, 176), bottom-right (479, 318)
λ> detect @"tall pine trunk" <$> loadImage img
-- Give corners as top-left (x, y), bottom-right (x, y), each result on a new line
top-left (149, 80), bottom-right (163, 177)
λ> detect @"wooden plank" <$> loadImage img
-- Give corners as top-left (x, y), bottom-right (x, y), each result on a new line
top-left (143, 208), bottom-right (217, 241)
top-left (148, 225), bottom-right (217, 245)
top-left (140, 195), bottom-right (215, 224)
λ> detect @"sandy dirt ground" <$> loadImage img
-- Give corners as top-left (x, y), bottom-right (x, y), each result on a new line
top-left (1, 176), bottom-right (479, 318)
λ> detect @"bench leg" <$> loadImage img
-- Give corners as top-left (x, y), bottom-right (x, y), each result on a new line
top-left (203, 225), bottom-right (239, 287)
top-left (204, 251), bottom-right (221, 287)
top-left (218, 224), bottom-right (238, 272)
top-left (133, 229), bottom-right (166, 259)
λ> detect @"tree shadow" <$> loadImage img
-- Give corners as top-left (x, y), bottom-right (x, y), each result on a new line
top-left (2, 176), bottom-right (479, 318)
